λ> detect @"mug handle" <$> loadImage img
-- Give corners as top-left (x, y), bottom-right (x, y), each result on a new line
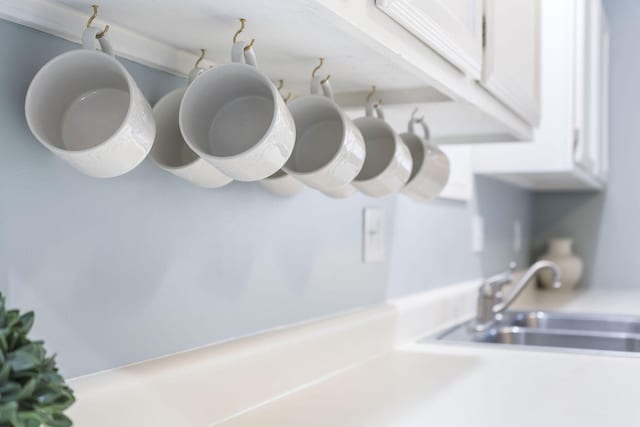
top-left (365, 100), bottom-right (385, 119)
top-left (408, 117), bottom-right (431, 140)
top-left (231, 41), bottom-right (258, 67)
top-left (188, 66), bottom-right (206, 84)
top-left (310, 76), bottom-right (334, 100)
top-left (82, 27), bottom-right (114, 56)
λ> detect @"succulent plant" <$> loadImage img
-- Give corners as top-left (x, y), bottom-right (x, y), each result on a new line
top-left (0, 294), bottom-right (74, 427)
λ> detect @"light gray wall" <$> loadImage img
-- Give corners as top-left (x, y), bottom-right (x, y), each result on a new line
top-left (532, 0), bottom-right (635, 289)
top-left (0, 20), bottom-right (531, 377)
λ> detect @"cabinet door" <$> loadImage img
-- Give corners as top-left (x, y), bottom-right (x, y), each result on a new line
top-left (376, 0), bottom-right (483, 79)
top-left (482, 0), bottom-right (540, 125)
top-left (573, 0), bottom-right (609, 179)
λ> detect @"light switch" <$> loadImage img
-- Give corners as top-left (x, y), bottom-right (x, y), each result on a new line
top-left (363, 208), bottom-right (385, 263)
top-left (514, 220), bottom-right (522, 253)
top-left (472, 215), bottom-right (484, 254)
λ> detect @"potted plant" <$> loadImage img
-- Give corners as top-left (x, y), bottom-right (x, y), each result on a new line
top-left (0, 293), bottom-right (74, 426)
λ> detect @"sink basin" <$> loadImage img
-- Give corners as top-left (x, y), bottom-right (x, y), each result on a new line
top-left (484, 327), bottom-right (640, 352)
top-left (504, 311), bottom-right (640, 334)
top-left (435, 311), bottom-right (640, 354)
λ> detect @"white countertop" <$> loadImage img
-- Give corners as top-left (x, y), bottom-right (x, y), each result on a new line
top-left (217, 343), bottom-right (640, 427)
top-left (216, 289), bottom-right (640, 427)
top-left (67, 284), bottom-right (640, 426)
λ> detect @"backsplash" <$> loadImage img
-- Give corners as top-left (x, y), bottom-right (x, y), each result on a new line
top-left (0, 20), bottom-right (531, 377)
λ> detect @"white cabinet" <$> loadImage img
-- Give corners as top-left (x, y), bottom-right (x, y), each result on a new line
top-left (481, 0), bottom-right (540, 125)
top-left (470, 0), bottom-right (609, 191)
top-left (376, 0), bottom-right (484, 79)
top-left (574, 0), bottom-right (610, 181)
top-left (377, 0), bottom-right (541, 126)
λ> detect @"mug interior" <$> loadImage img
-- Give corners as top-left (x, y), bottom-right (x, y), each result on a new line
top-left (286, 96), bottom-right (344, 174)
top-left (400, 133), bottom-right (426, 182)
top-left (353, 117), bottom-right (397, 181)
top-left (26, 50), bottom-right (131, 151)
top-left (180, 64), bottom-right (275, 158)
top-left (151, 89), bottom-right (199, 168)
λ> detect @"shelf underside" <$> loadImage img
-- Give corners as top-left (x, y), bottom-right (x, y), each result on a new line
top-left (1, 0), bottom-right (528, 143)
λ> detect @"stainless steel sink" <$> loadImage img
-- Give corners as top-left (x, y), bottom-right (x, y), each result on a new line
top-left (436, 311), bottom-right (640, 354)
top-left (504, 311), bottom-right (640, 334)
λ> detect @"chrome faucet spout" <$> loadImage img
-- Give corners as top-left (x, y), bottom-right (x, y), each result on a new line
top-left (473, 260), bottom-right (561, 331)
top-left (493, 260), bottom-right (561, 315)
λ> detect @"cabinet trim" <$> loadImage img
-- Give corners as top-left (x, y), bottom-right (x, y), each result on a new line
top-left (376, 0), bottom-right (483, 79)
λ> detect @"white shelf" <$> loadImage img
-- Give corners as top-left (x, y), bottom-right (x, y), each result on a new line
top-left (1, 0), bottom-right (533, 145)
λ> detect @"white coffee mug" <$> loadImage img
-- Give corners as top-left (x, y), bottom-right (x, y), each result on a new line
top-left (25, 27), bottom-right (155, 178)
top-left (284, 76), bottom-right (366, 192)
top-left (150, 66), bottom-right (232, 189)
top-left (179, 41), bottom-right (295, 182)
top-left (400, 118), bottom-right (450, 201)
top-left (259, 169), bottom-right (305, 197)
top-left (322, 183), bottom-right (357, 199)
top-left (352, 103), bottom-right (412, 197)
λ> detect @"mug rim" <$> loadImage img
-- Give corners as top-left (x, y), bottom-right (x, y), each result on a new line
top-left (151, 87), bottom-right (201, 170)
top-left (353, 116), bottom-right (399, 183)
top-left (25, 49), bottom-right (136, 155)
top-left (179, 62), bottom-right (282, 161)
top-left (284, 94), bottom-right (352, 176)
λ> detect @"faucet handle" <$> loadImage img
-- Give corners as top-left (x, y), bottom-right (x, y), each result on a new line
top-left (481, 262), bottom-right (516, 296)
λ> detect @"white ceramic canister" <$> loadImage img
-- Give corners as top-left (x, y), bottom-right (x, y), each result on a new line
top-left (352, 103), bottom-right (412, 197)
top-left (25, 27), bottom-right (155, 178)
top-left (179, 41), bottom-right (295, 181)
top-left (538, 238), bottom-right (584, 290)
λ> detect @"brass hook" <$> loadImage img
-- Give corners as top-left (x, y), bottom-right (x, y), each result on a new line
top-left (366, 85), bottom-right (377, 103)
top-left (410, 107), bottom-right (424, 122)
top-left (284, 92), bottom-right (292, 103)
top-left (87, 4), bottom-right (98, 27)
top-left (244, 38), bottom-right (255, 51)
top-left (312, 58), bottom-right (324, 78)
top-left (87, 5), bottom-right (110, 39)
top-left (233, 18), bottom-right (246, 43)
top-left (195, 49), bottom-right (206, 68)
top-left (321, 74), bottom-right (331, 84)
top-left (276, 80), bottom-right (284, 91)
top-left (96, 25), bottom-right (110, 39)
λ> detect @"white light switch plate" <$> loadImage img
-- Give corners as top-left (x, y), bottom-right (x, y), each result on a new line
top-left (514, 220), bottom-right (522, 253)
top-left (363, 208), bottom-right (385, 263)
top-left (472, 215), bottom-right (484, 254)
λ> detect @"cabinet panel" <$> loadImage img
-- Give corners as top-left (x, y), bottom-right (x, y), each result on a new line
top-left (573, 0), bottom-right (609, 179)
top-left (376, 0), bottom-right (483, 79)
top-left (482, 0), bottom-right (540, 125)
top-left (470, 0), bottom-right (608, 191)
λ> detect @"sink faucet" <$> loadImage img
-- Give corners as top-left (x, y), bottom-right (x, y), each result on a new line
top-left (473, 260), bottom-right (561, 331)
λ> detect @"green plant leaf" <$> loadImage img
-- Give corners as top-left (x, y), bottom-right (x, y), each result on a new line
top-left (7, 344), bottom-right (45, 372)
top-left (14, 378), bottom-right (37, 402)
top-left (16, 313), bottom-right (34, 337)
top-left (0, 333), bottom-right (7, 356)
top-left (0, 293), bottom-right (74, 425)
top-left (0, 401), bottom-right (18, 423)
top-left (0, 363), bottom-right (9, 385)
